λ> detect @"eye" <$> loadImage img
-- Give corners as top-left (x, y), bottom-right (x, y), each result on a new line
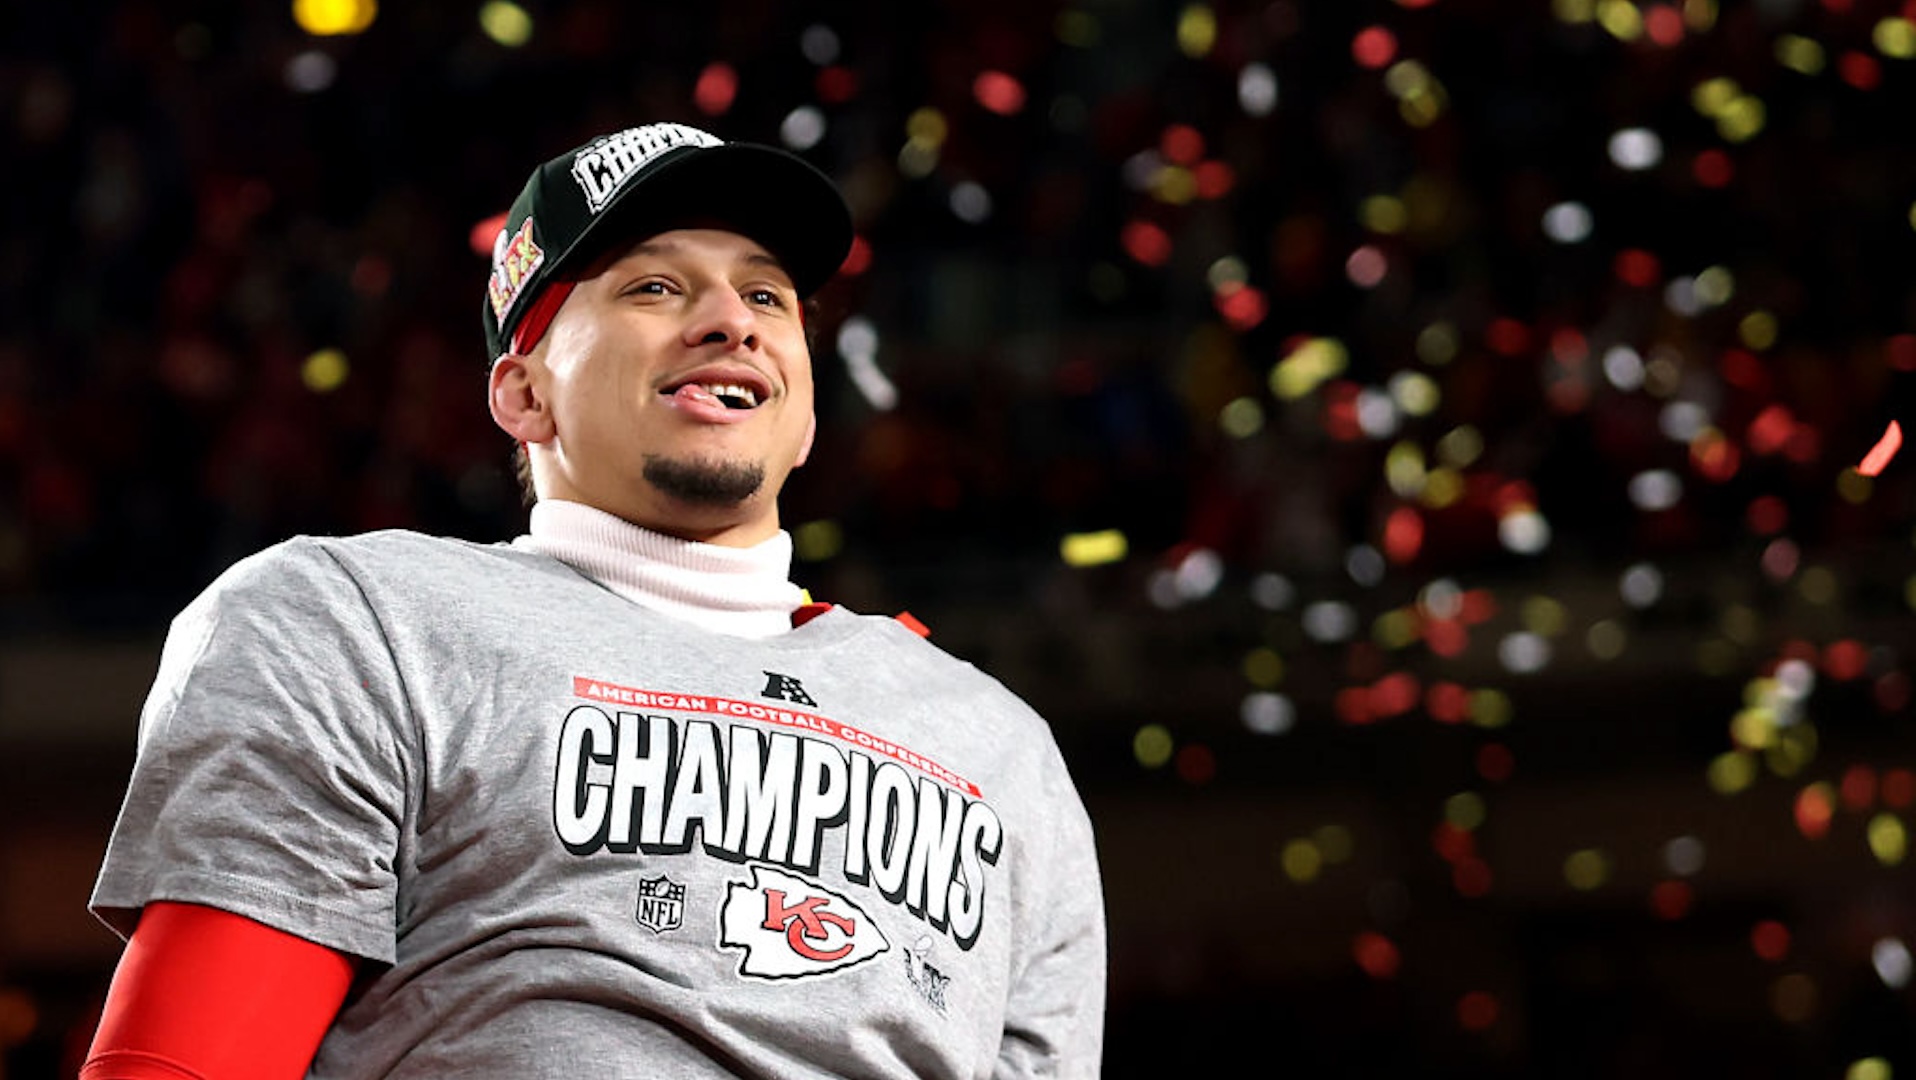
top-left (622, 278), bottom-right (675, 299)
top-left (744, 287), bottom-right (787, 309)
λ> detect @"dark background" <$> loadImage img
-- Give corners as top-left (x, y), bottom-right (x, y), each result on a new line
top-left (3, 0), bottom-right (1915, 1076)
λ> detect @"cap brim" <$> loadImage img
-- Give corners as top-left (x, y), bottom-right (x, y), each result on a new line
top-left (554, 143), bottom-right (853, 298)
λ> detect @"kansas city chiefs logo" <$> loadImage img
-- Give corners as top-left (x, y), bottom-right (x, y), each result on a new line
top-left (720, 866), bottom-right (889, 980)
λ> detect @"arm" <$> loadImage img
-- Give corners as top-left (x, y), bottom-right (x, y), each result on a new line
top-left (996, 775), bottom-right (1107, 1079)
top-left (82, 901), bottom-right (355, 1080)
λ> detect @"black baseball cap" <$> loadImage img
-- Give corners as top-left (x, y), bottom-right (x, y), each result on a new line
top-left (482, 122), bottom-right (853, 360)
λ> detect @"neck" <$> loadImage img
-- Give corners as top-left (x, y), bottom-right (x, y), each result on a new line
top-left (513, 499), bottom-right (806, 638)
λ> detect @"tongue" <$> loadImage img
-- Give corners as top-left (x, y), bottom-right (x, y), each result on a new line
top-left (671, 384), bottom-right (723, 407)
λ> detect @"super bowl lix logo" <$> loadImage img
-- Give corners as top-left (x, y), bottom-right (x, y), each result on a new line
top-left (720, 866), bottom-right (889, 980)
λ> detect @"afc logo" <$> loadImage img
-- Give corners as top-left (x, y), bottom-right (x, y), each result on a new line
top-left (761, 671), bottom-right (818, 707)
top-left (636, 875), bottom-right (685, 934)
top-left (719, 866), bottom-right (889, 980)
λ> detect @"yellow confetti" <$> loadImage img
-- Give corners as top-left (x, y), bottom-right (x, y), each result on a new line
top-left (1176, 4), bottom-right (1217, 58)
top-left (301, 348), bottom-right (349, 393)
top-left (1868, 814), bottom-right (1907, 865)
top-left (1874, 17), bottom-right (1916, 59)
top-left (1061, 530), bottom-right (1128, 567)
top-left (1133, 724), bottom-right (1174, 768)
top-left (477, 0), bottom-right (532, 46)
top-left (292, 0), bottom-right (376, 35)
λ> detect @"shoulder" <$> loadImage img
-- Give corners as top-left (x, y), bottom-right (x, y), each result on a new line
top-left (827, 607), bottom-right (1051, 726)
top-left (213, 530), bottom-right (547, 589)
top-left (184, 531), bottom-right (556, 626)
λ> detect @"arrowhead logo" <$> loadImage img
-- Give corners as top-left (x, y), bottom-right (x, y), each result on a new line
top-left (720, 866), bottom-right (890, 980)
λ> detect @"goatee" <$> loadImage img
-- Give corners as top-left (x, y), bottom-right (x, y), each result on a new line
top-left (643, 455), bottom-right (765, 506)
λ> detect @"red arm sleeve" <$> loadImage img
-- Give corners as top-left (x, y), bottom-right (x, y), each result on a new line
top-left (80, 901), bottom-right (357, 1080)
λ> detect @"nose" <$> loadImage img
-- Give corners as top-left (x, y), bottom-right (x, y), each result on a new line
top-left (682, 287), bottom-right (758, 351)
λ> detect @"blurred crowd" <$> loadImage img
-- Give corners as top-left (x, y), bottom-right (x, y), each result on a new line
top-left (3, 0), bottom-right (1912, 633)
top-left (5, 0), bottom-right (1916, 1074)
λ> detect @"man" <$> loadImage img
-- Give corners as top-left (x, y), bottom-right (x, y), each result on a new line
top-left (83, 123), bottom-right (1107, 1078)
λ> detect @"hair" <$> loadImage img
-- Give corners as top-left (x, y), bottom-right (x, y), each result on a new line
top-left (507, 296), bottom-right (824, 507)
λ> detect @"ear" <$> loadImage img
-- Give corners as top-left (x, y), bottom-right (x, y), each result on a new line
top-left (488, 353), bottom-right (556, 445)
top-left (795, 412), bottom-right (817, 468)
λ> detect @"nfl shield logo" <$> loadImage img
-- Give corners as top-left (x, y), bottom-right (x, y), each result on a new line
top-left (636, 875), bottom-right (686, 934)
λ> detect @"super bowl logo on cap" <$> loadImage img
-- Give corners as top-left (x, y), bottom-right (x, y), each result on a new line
top-left (571, 123), bottom-right (723, 214)
top-left (487, 216), bottom-right (545, 321)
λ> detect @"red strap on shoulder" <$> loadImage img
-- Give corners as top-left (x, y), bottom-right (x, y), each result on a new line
top-left (83, 901), bottom-right (355, 1080)
top-left (792, 601), bottom-right (834, 627)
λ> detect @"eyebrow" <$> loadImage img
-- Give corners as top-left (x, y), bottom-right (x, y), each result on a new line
top-left (628, 240), bottom-right (790, 276)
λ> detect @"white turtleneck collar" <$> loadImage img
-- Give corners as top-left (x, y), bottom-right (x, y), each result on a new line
top-left (510, 499), bottom-right (807, 639)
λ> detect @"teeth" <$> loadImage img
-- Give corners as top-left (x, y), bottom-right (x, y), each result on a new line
top-left (700, 383), bottom-right (759, 408)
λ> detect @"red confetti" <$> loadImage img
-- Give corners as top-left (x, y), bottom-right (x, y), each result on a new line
top-left (1751, 920), bottom-right (1791, 962)
top-left (1214, 283), bottom-right (1268, 331)
top-left (1545, 377), bottom-right (1589, 414)
top-left (1492, 480), bottom-right (1537, 516)
top-left (1689, 429), bottom-right (1740, 482)
top-left (694, 62), bottom-right (739, 116)
top-left (1353, 26), bottom-right (1398, 69)
top-left (1426, 681), bottom-right (1470, 723)
top-left (1160, 123), bottom-right (1205, 166)
top-left (1383, 505), bottom-right (1423, 563)
top-left (972, 70), bottom-right (1026, 115)
top-left (1432, 822), bottom-right (1476, 862)
top-left (1745, 495), bottom-right (1789, 535)
top-left (1323, 381), bottom-right (1364, 441)
top-left (815, 65), bottom-right (859, 104)
top-left (469, 212), bottom-right (508, 256)
top-left (1650, 880), bottom-right (1693, 920)
top-left (1783, 424), bottom-right (1820, 464)
top-left (1693, 149), bottom-right (1735, 188)
top-left (1882, 768), bottom-right (1916, 809)
top-left (1424, 618), bottom-right (1469, 658)
top-left (1475, 743), bottom-right (1515, 783)
top-left (1857, 420), bottom-right (1903, 477)
top-left (1457, 991), bottom-right (1499, 1032)
top-left (1550, 327), bottom-right (1589, 365)
top-left (1614, 248), bottom-right (1662, 287)
top-left (1795, 784), bottom-right (1834, 839)
top-left (1192, 159), bottom-right (1236, 199)
top-left (1336, 685), bottom-right (1376, 725)
top-left (1824, 639), bottom-right (1868, 681)
top-left (1452, 856), bottom-right (1493, 897)
top-left (1839, 51), bottom-right (1881, 91)
top-left (1175, 743), bottom-right (1217, 785)
top-left (1372, 671), bottom-right (1422, 716)
top-left (1486, 317), bottom-right (1531, 357)
top-left (1459, 589), bottom-right (1498, 624)
top-left (1643, 5), bottom-right (1684, 46)
top-left (1120, 220), bottom-right (1172, 266)
top-left (1717, 349), bottom-right (1769, 393)
top-left (1353, 932), bottom-right (1402, 979)
top-left (1746, 404), bottom-right (1797, 456)
top-left (1840, 763), bottom-right (1877, 812)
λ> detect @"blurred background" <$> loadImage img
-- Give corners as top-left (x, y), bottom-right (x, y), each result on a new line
top-left (3, 0), bottom-right (1915, 1075)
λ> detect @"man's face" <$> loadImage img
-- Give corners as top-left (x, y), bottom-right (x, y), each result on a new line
top-left (514, 228), bottom-right (816, 545)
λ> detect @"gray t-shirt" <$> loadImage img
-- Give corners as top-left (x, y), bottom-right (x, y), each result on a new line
top-left (91, 531), bottom-right (1105, 1078)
